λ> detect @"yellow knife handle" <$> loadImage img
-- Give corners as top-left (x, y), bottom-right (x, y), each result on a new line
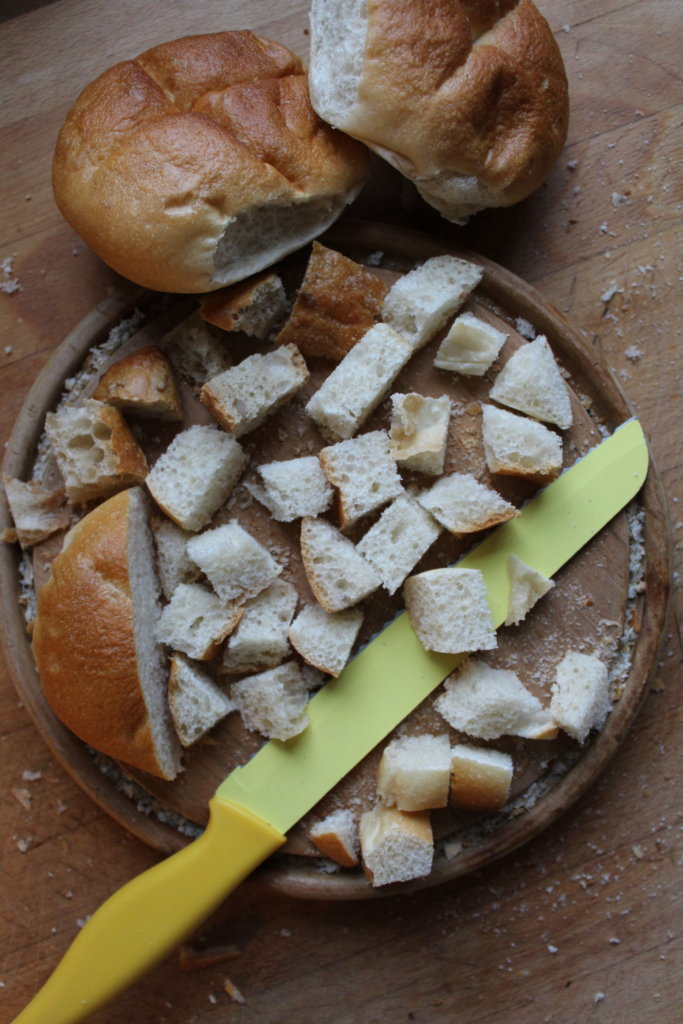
top-left (12, 796), bottom-right (285, 1024)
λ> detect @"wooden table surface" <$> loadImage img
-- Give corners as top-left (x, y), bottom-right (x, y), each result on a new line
top-left (1, 2), bottom-right (681, 1022)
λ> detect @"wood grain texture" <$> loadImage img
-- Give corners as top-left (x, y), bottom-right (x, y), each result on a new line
top-left (1, 2), bottom-right (681, 1022)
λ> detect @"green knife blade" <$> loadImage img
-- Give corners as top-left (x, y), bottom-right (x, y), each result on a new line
top-left (218, 416), bottom-right (649, 833)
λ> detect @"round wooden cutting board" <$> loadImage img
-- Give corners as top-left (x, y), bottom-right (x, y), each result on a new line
top-left (0, 222), bottom-right (670, 899)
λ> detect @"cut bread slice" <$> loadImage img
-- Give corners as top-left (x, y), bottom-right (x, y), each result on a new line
top-left (222, 579), bottom-right (298, 675)
top-left (305, 323), bottom-right (413, 441)
top-left (168, 652), bottom-right (235, 747)
top-left (92, 345), bottom-right (183, 421)
top-left (377, 733), bottom-right (451, 811)
top-left (199, 271), bottom-right (287, 340)
top-left (319, 430), bottom-right (404, 529)
top-left (300, 516), bottom-right (381, 612)
top-left (201, 343), bottom-right (309, 437)
top-left (146, 424), bottom-right (248, 532)
top-left (481, 403), bottom-right (563, 484)
top-left (230, 661), bottom-right (309, 741)
top-left (274, 241), bottom-right (390, 360)
top-left (155, 582), bottom-right (242, 661)
top-left (434, 312), bottom-right (508, 376)
top-left (45, 398), bottom-right (148, 503)
top-left (435, 658), bottom-right (558, 740)
top-left (150, 515), bottom-right (200, 601)
top-left (356, 493), bottom-right (441, 594)
top-left (505, 554), bottom-right (555, 626)
top-left (163, 312), bottom-right (233, 389)
top-left (388, 392), bottom-right (450, 475)
top-left (2, 475), bottom-right (73, 548)
top-left (246, 455), bottom-right (333, 522)
top-left (359, 803), bottom-right (433, 887)
top-left (449, 744), bottom-right (514, 812)
top-left (288, 602), bottom-right (363, 677)
top-left (404, 567), bottom-right (497, 655)
top-left (309, 808), bottom-right (360, 867)
top-left (187, 521), bottom-right (282, 604)
top-left (550, 650), bottom-right (611, 743)
top-left (490, 336), bottom-right (573, 430)
top-left (416, 472), bottom-right (518, 535)
top-left (381, 255), bottom-right (483, 351)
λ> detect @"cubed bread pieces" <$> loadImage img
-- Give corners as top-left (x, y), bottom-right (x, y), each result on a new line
top-left (230, 661), bottom-right (309, 741)
top-left (199, 271), bottom-right (287, 339)
top-left (388, 392), bottom-right (450, 475)
top-left (146, 425), bottom-right (248, 532)
top-left (505, 554), bottom-right (555, 626)
top-left (246, 455), bottom-right (333, 522)
top-left (2, 476), bottom-right (72, 548)
top-left (155, 582), bottom-right (242, 661)
top-left (44, 398), bottom-right (148, 503)
top-left (434, 659), bottom-right (558, 740)
top-left (92, 345), bottom-right (183, 421)
top-left (300, 516), bottom-right (381, 612)
top-left (163, 312), bottom-right (233, 389)
top-left (305, 323), bottom-right (413, 441)
top-left (356, 493), bottom-right (442, 594)
top-left (381, 255), bottom-right (483, 351)
top-left (288, 602), bottom-right (363, 677)
top-left (168, 652), bottom-right (235, 747)
top-left (434, 312), bottom-right (508, 376)
top-left (550, 650), bottom-right (611, 743)
top-left (450, 744), bottom-right (514, 812)
top-left (319, 430), bottom-right (404, 529)
top-left (416, 472), bottom-right (518, 535)
top-left (201, 343), bottom-right (309, 437)
top-left (187, 521), bottom-right (282, 604)
top-left (404, 568), bottom-right (497, 655)
top-left (377, 733), bottom-right (451, 811)
top-left (150, 516), bottom-right (200, 601)
top-left (359, 804), bottom-right (434, 887)
top-left (274, 241), bottom-right (390, 360)
top-left (489, 335), bottom-right (573, 430)
top-left (222, 579), bottom-right (298, 675)
top-left (309, 808), bottom-right (360, 867)
top-left (481, 403), bottom-right (563, 484)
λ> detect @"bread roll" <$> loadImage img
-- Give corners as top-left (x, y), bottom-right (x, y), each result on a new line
top-left (309, 0), bottom-right (568, 223)
top-left (31, 487), bottom-right (182, 780)
top-left (52, 31), bottom-right (370, 293)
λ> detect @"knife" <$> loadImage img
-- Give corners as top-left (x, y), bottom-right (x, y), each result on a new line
top-left (13, 417), bottom-right (648, 1024)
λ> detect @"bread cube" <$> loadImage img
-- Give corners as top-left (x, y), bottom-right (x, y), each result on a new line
top-left (309, 808), bottom-right (360, 867)
top-left (404, 567), bottom-right (497, 655)
top-left (187, 521), bottom-right (281, 603)
top-left (222, 580), bottom-right (298, 674)
top-left (434, 311), bottom-right (507, 376)
top-left (416, 472), bottom-right (518, 535)
top-left (300, 516), bottom-right (381, 612)
top-left (377, 733), bottom-right (451, 811)
top-left (450, 744), bottom-right (513, 812)
top-left (199, 271), bottom-right (287, 339)
top-left (168, 652), bottom-right (235, 747)
top-left (505, 554), bottom-right (555, 626)
top-left (388, 392), bottom-right (450, 475)
top-left (231, 661), bottom-right (309, 741)
top-left (359, 804), bottom-right (433, 887)
top-left (490, 335), bottom-right (573, 430)
top-left (550, 650), bottom-right (611, 743)
top-left (319, 429), bottom-right (404, 529)
top-left (288, 602), bottom-right (363, 677)
top-left (382, 255), bottom-right (483, 350)
top-left (356, 494), bottom-right (441, 594)
top-left (481, 404), bottom-right (563, 484)
top-left (247, 455), bottom-right (333, 522)
top-left (92, 345), bottom-right (182, 421)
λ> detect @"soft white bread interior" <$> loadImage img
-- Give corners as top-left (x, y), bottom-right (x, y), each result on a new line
top-left (163, 313), bottom-right (233, 390)
top-left (201, 344), bottom-right (309, 437)
top-left (155, 581), bottom-right (242, 661)
top-left (550, 650), bottom-right (611, 743)
top-left (31, 487), bottom-right (182, 780)
top-left (92, 345), bottom-right (183, 421)
top-left (53, 31), bottom-right (370, 293)
top-left (404, 567), bottom-right (497, 655)
top-left (150, 515), bottom-right (200, 601)
top-left (199, 271), bottom-right (287, 339)
top-left (319, 430), bottom-right (404, 529)
top-left (187, 521), bottom-right (282, 603)
top-left (288, 602), bottom-right (363, 678)
top-left (222, 579), bottom-right (298, 674)
top-left (309, 808), bottom-right (360, 867)
top-left (2, 476), bottom-right (72, 549)
top-left (450, 743), bottom-right (514, 813)
top-left (490, 336), bottom-right (573, 430)
top-left (168, 652), bottom-right (235, 747)
top-left (45, 398), bottom-right (148, 503)
top-left (435, 658), bottom-right (557, 741)
top-left (230, 660), bottom-right (309, 741)
top-left (246, 455), bottom-right (333, 522)
top-left (505, 554), bottom-right (555, 626)
top-left (388, 392), bottom-right (450, 475)
top-left (309, 0), bottom-right (568, 224)
top-left (146, 425), bottom-right (248, 532)
top-left (359, 803), bottom-right (433, 887)
top-left (300, 516), bottom-right (381, 612)
top-left (356, 493), bottom-right (441, 594)
top-left (416, 471), bottom-right (518, 536)
top-left (481, 403), bottom-right (563, 484)
top-left (434, 312), bottom-right (507, 376)
top-left (377, 733), bottom-right (451, 811)
top-left (381, 256), bottom-right (483, 350)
